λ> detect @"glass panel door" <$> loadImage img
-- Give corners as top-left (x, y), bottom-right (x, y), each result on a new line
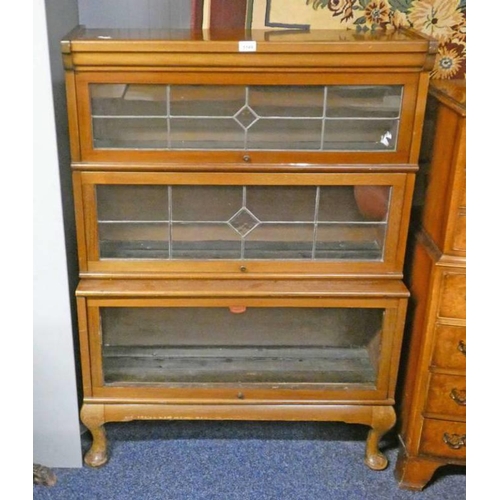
top-left (100, 307), bottom-right (384, 385)
top-left (90, 83), bottom-right (403, 152)
top-left (96, 184), bottom-right (391, 262)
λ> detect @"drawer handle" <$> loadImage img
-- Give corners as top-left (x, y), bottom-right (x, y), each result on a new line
top-left (450, 388), bottom-right (466, 406)
top-left (457, 340), bottom-right (466, 355)
top-left (443, 433), bottom-right (466, 450)
top-left (229, 306), bottom-right (247, 314)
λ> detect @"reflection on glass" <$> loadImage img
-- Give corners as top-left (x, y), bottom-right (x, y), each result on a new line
top-left (319, 186), bottom-right (390, 222)
top-left (99, 222), bottom-right (169, 259)
top-left (170, 85), bottom-right (245, 116)
top-left (91, 84), bottom-right (167, 116)
top-left (93, 117), bottom-right (168, 149)
top-left (97, 185), bottom-right (169, 259)
top-left (249, 86), bottom-right (324, 117)
top-left (170, 118), bottom-right (244, 149)
top-left (171, 223), bottom-right (241, 259)
top-left (172, 186), bottom-right (243, 222)
top-left (244, 224), bottom-right (314, 259)
top-left (101, 307), bottom-right (383, 384)
top-left (97, 185), bottom-right (168, 221)
top-left (326, 85), bottom-right (402, 118)
top-left (247, 119), bottom-right (322, 150)
top-left (246, 186), bottom-right (316, 222)
top-left (323, 119), bottom-right (398, 151)
top-left (352, 186), bottom-right (391, 222)
top-left (315, 224), bottom-right (385, 260)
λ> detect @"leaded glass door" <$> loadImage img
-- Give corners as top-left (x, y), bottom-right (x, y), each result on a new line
top-left (76, 171), bottom-right (411, 276)
top-left (75, 73), bottom-right (420, 163)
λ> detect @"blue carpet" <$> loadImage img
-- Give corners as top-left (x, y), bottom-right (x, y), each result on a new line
top-left (34, 421), bottom-right (465, 499)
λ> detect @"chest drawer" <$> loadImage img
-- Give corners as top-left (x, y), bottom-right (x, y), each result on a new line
top-left (420, 418), bottom-right (466, 460)
top-left (431, 324), bottom-right (466, 371)
top-left (438, 271), bottom-right (466, 320)
top-left (425, 373), bottom-right (466, 418)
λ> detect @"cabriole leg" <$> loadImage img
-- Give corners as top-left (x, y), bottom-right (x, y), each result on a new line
top-left (80, 404), bottom-right (108, 467)
top-left (364, 406), bottom-right (396, 471)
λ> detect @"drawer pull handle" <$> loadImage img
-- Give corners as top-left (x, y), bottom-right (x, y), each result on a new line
top-left (443, 433), bottom-right (466, 450)
top-left (243, 155), bottom-right (251, 162)
top-left (229, 306), bottom-right (246, 314)
top-left (457, 340), bottom-right (466, 355)
top-left (450, 388), bottom-right (466, 406)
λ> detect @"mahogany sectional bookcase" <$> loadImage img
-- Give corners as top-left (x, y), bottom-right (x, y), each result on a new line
top-left (61, 26), bottom-right (437, 470)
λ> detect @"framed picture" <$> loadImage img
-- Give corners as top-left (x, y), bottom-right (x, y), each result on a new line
top-left (192, 0), bottom-right (310, 31)
top-left (191, 0), bottom-right (466, 79)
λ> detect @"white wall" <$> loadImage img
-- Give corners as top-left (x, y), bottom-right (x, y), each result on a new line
top-left (78, 0), bottom-right (191, 28)
top-left (33, 0), bottom-right (192, 468)
top-left (33, 0), bottom-right (82, 467)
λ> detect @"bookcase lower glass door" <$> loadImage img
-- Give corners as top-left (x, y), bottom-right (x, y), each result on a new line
top-left (85, 297), bottom-right (405, 401)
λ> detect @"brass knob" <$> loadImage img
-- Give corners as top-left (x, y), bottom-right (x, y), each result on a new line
top-left (240, 266), bottom-right (247, 273)
top-left (443, 433), bottom-right (466, 450)
top-left (243, 155), bottom-right (251, 162)
top-left (237, 392), bottom-right (245, 400)
top-left (450, 388), bottom-right (466, 406)
top-left (457, 340), bottom-right (466, 355)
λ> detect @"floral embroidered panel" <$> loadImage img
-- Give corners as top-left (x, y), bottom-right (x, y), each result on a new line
top-left (197, 0), bottom-right (466, 79)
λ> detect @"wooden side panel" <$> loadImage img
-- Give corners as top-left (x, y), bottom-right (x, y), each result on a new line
top-left (72, 171), bottom-right (88, 273)
top-left (408, 72), bottom-right (431, 164)
top-left (444, 120), bottom-right (466, 256)
top-left (76, 297), bottom-right (93, 397)
top-left (421, 104), bottom-right (466, 255)
top-left (398, 236), bottom-right (435, 451)
top-left (64, 70), bottom-right (81, 161)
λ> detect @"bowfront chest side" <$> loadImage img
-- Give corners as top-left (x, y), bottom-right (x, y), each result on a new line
top-left (61, 26), bottom-right (436, 470)
top-left (395, 80), bottom-right (466, 490)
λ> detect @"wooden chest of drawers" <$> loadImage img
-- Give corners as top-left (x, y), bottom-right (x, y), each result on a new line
top-left (395, 80), bottom-right (466, 490)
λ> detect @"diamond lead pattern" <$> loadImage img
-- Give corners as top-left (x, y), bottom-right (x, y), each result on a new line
top-left (228, 208), bottom-right (260, 236)
top-left (234, 106), bottom-right (259, 129)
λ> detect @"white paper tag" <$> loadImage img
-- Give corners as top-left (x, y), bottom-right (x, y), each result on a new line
top-left (239, 41), bottom-right (257, 52)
